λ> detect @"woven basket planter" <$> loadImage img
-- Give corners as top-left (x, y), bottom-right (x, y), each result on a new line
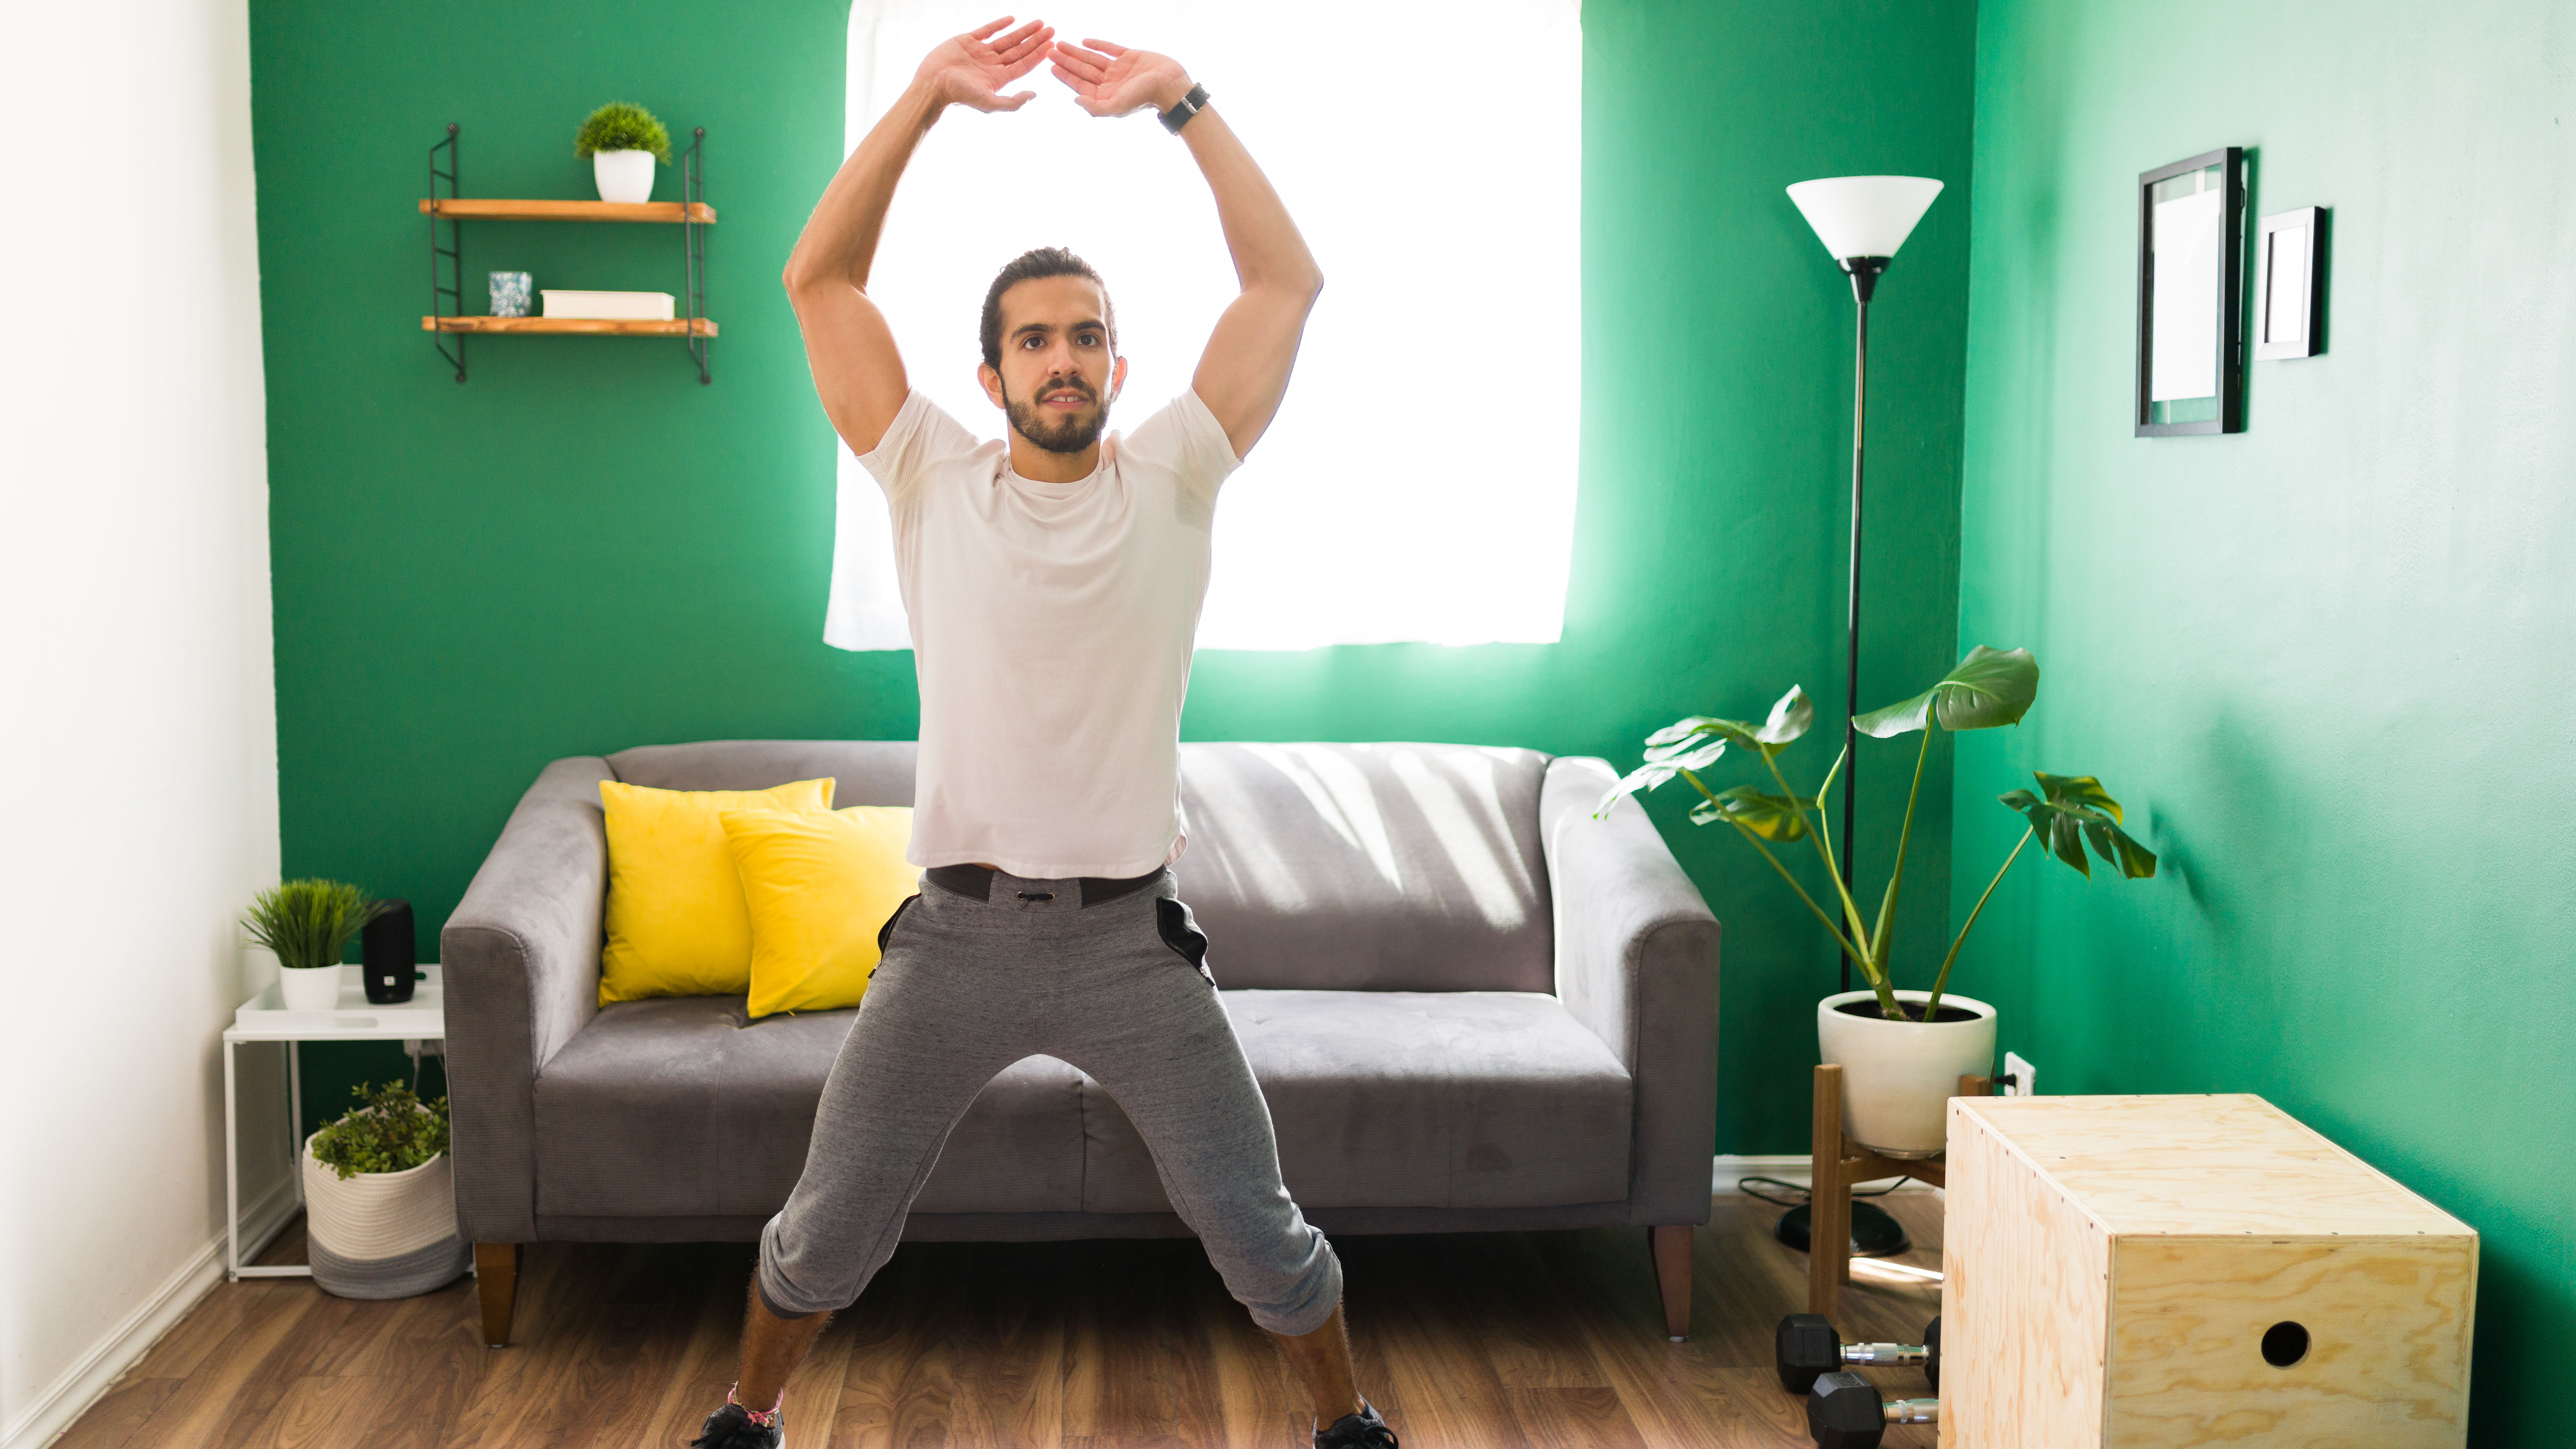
top-left (301, 1133), bottom-right (471, 1298)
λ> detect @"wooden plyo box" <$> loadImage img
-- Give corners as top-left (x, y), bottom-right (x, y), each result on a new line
top-left (1942, 1095), bottom-right (2475, 1448)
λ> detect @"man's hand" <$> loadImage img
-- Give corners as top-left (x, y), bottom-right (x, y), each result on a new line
top-left (1051, 43), bottom-right (1320, 460)
top-left (1049, 39), bottom-right (1192, 118)
top-left (917, 16), bottom-right (1054, 113)
top-left (785, 17), bottom-right (1051, 457)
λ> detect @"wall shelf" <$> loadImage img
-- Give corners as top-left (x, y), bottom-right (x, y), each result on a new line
top-left (423, 123), bottom-right (713, 383)
top-left (422, 315), bottom-right (717, 336)
top-left (417, 198), bottom-right (717, 224)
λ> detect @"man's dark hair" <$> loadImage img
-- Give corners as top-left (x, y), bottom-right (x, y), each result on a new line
top-left (979, 247), bottom-right (1117, 370)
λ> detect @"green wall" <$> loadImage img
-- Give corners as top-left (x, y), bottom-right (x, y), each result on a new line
top-left (1953, 0), bottom-right (2574, 1439)
top-left (248, 0), bottom-right (1975, 1152)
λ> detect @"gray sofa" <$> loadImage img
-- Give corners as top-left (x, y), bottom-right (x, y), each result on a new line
top-left (442, 740), bottom-right (1720, 1345)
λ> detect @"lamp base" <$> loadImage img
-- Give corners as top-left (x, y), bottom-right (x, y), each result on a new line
top-left (1773, 1200), bottom-right (1914, 1258)
top-left (1838, 255), bottom-right (1891, 304)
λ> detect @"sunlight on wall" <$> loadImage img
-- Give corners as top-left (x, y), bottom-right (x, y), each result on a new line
top-left (829, 0), bottom-right (1581, 651)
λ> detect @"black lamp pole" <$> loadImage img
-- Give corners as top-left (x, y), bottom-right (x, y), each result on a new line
top-left (1835, 256), bottom-right (1888, 994)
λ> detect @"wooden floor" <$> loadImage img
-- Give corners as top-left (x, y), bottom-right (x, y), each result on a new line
top-left (59, 1193), bottom-right (1945, 1449)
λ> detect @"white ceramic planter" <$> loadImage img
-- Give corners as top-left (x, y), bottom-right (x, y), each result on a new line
top-left (302, 1132), bottom-right (469, 1298)
top-left (277, 964), bottom-right (342, 1012)
top-left (593, 149), bottom-right (656, 204)
top-left (1816, 989), bottom-right (1998, 1158)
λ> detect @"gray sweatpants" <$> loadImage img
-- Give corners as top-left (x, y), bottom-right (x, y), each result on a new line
top-left (756, 868), bottom-right (1343, 1335)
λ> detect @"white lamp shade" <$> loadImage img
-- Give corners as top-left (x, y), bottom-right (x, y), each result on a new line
top-left (1786, 175), bottom-right (1944, 260)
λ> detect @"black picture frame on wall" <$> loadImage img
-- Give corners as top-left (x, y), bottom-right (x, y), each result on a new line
top-left (2254, 205), bottom-right (2328, 361)
top-left (2136, 146), bottom-right (2245, 436)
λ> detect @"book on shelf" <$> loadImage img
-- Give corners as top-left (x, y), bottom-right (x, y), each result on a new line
top-left (541, 290), bottom-right (677, 321)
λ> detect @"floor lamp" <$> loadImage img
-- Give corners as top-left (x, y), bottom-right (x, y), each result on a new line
top-left (1780, 174), bottom-right (1943, 1259)
top-left (1785, 175), bottom-right (1944, 992)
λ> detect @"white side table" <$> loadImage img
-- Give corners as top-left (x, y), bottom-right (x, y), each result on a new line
top-left (222, 963), bottom-right (445, 1280)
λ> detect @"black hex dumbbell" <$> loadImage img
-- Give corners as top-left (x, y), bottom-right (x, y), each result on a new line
top-left (1775, 1313), bottom-right (1942, 1394)
top-left (1807, 1372), bottom-right (1938, 1449)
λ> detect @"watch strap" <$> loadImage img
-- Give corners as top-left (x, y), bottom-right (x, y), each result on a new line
top-left (1160, 83), bottom-right (1210, 134)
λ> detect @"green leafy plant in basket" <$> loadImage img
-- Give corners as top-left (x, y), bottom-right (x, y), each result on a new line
top-left (1596, 646), bottom-right (2158, 1021)
top-left (240, 879), bottom-right (386, 972)
top-left (574, 101), bottom-right (672, 163)
top-left (312, 1082), bottom-right (451, 1181)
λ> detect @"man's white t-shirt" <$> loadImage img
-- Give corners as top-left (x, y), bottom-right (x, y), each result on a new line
top-left (858, 388), bottom-right (1241, 878)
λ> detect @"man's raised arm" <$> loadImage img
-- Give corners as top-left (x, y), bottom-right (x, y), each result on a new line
top-left (785, 16), bottom-right (1053, 456)
top-left (1050, 41), bottom-right (1323, 460)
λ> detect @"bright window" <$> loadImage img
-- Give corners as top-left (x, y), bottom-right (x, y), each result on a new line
top-left (828, 0), bottom-right (1581, 651)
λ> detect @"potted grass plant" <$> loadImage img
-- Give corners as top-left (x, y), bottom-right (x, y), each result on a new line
top-left (576, 100), bottom-right (670, 204)
top-left (241, 880), bottom-right (386, 1011)
top-left (1599, 646), bottom-right (2157, 1156)
top-left (303, 1081), bottom-right (470, 1298)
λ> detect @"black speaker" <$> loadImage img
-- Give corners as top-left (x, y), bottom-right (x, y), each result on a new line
top-left (363, 900), bottom-right (417, 1004)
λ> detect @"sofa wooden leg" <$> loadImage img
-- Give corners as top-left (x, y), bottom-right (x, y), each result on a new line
top-left (475, 1242), bottom-right (521, 1348)
top-left (1650, 1225), bottom-right (1693, 1341)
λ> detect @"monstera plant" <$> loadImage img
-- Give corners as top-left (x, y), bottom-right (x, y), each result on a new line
top-left (1598, 646), bottom-right (2157, 1022)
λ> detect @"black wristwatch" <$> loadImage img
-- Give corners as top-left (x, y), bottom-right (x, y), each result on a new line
top-left (1160, 83), bottom-right (1210, 134)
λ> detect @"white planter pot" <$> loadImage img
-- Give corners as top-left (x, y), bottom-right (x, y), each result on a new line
top-left (593, 149), bottom-right (656, 204)
top-left (1816, 989), bottom-right (1998, 1158)
top-left (277, 964), bottom-right (342, 1012)
top-left (302, 1134), bottom-right (469, 1298)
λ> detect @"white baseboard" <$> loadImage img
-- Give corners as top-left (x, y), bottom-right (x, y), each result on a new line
top-left (1714, 1154), bottom-right (1940, 1194)
top-left (2, 1175), bottom-right (300, 1449)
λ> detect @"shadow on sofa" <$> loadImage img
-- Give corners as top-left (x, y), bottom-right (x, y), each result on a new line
top-left (442, 741), bottom-right (1719, 1346)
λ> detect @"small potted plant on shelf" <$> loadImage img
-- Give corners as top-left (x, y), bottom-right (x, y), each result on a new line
top-left (241, 879), bottom-right (386, 1012)
top-left (576, 100), bottom-right (671, 204)
top-left (1599, 646), bottom-right (2157, 1157)
top-left (303, 1081), bottom-right (471, 1298)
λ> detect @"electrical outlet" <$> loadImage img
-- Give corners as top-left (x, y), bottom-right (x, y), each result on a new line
top-left (2002, 1050), bottom-right (2038, 1097)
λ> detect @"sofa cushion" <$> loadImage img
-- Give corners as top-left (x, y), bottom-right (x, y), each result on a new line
top-left (607, 740), bottom-right (918, 807)
top-left (1173, 743), bottom-right (1557, 992)
top-left (1081, 990), bottom-right (1632, 1213)
top-left (603, 739), bottom-right (1558, 993)
top-left (532, 996), bottom-right (1084, 1218)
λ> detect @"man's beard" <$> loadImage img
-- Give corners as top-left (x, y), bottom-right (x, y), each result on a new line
top-left (1003, 377), bottom-right (1112, 455)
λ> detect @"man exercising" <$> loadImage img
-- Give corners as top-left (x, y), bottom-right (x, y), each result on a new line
top-left (689, 18), bottom-right (1397, 1449)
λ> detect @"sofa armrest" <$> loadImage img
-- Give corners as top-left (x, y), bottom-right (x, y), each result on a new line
top-left (441, 755), bottom-right (612, 1243)
top-left (1542, 756), bottom-right (1721, 1227)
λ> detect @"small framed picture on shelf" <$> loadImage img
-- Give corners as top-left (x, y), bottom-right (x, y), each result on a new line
top-left (2254, 206), bottom-right (2327, 361)
top-left (2135, 146), bottom-right (2245, 436)
top-left (489, 271), bottom-right (533, 318)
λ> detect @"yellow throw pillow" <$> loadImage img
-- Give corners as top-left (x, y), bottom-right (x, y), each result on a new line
top-left (597, 777), bottom-right (836, 1005)
top-left (721, 805), bottom-right (917, 1018)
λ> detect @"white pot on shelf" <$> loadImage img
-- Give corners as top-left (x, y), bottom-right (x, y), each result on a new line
top-left (302, 1133), bottom-right (470, 1298)
top-left (593, 149), bottom-right (656, 204)
top-left (1816, 988), bottom-right (1998, 1158)
top-left (277, 963), bottom-right (343, 1012)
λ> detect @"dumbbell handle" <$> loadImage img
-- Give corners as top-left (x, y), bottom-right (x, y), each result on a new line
top-left (1841, 1342), bottom-right (1930, 1368)
top-left (1881, 1397), bottom-right (1939, 1425)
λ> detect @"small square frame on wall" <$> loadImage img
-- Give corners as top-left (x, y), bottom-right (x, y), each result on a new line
top-left (2136, 146), bottom-right (2245, 436)
top-left (2254, 206), bottom-right (2328, 360)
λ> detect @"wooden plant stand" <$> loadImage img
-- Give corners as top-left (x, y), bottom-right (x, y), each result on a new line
top-left (1806, 1062), bottom-right (1991, 1318)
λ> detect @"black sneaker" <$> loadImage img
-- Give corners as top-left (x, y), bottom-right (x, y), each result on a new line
top-left (689, 1401), bottom-right (783, 1449)
top-left (1316, 1399), bottom-right (1398, 1448)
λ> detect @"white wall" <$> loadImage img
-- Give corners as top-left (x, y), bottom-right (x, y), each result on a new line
top-left (0, 0), bottom-right (286, 1443)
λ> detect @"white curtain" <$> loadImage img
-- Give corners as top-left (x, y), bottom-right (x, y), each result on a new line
top-left (828, 0), bottom-right (1582, 651)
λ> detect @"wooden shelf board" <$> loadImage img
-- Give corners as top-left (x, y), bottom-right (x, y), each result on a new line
top-left (419, 198), bottom-right (716, 224)
top-left (423, 315), bottom-right (717, 337)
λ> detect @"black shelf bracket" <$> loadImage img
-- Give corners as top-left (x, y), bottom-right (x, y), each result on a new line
top-left (428, 123), bottom-right (464, 382)
top-left (683, 127), bottom-right (710, 384)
